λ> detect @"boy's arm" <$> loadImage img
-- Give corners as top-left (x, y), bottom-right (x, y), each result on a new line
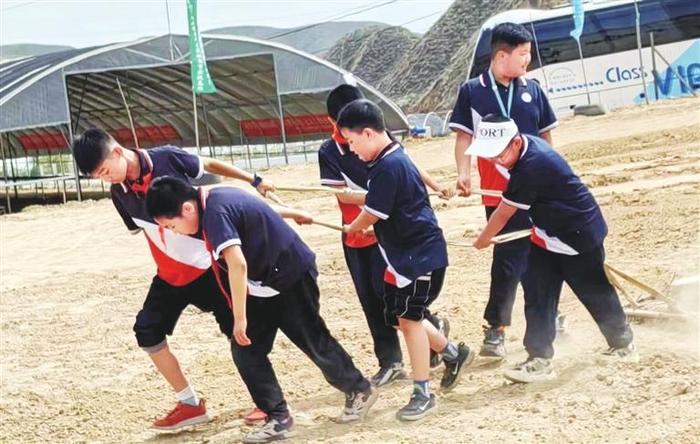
top-left (268, 204), bottom-right (314, 225)
top-left (473, 202), bottom-right (518, 249)
top-left (343, 209), bottom-right (379, 234)
top-left (322, 185), bottom-right (367, 205)
top-left (221, 245), bottom-right (252, 346)
top-left (201, 157), bottom-right (275, 196)
top-left (454, 131), bottom-right (473, 196)
top-left (406, 154), bottom-right (453, 199)
top-left (540, 131), bottom-right (553, 146)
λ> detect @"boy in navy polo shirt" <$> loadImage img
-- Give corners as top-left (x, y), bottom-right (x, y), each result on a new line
top-left (338, 99), bottom-right (475, 421)
top-left (145, 176), bottom-right (378, 443)
top-left (449, 22), bottom-right (560, 359)
top-left (71, 128), bottom-right (273, 430)
top-left (469, 115), bottom-right (636, 383)
top-left (318, 84), bottom-right (452, 386)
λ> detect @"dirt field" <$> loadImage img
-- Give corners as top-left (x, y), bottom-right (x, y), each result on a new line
top-left (1, 98), bottom-right (699, 443)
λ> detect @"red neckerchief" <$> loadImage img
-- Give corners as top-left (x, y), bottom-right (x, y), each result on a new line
top-left (199, 188), bottom-right (234, 309)
top-left (331, 124), bottom-right (348, 145)
top-left (124, 149), bottom-right (153, 196)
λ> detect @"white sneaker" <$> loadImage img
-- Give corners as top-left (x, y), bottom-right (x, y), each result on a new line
top-left (243, 417), bottom-right (294, 443)
top-left (336, 386), bottom-right (378, 423)
top-left (504, 357), bottom-right (556, 383)
top-left (603, 343), bottom-right (639, 363)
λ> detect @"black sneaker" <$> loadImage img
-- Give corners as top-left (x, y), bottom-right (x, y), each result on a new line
top-left (396, 391), bottom-right (437, 421)
top-left (440, 342), bottom-right (475, 391)
top-left (370, 362), bottom-right (407, 387)
top-left (479, 325), bottom-right (506, 359)
top-left (243, 416), bottom-right (294, 443)
top-left (336, 386), bottom-right (379, 424)
top-left (429, 315), bottom-right (451, 368)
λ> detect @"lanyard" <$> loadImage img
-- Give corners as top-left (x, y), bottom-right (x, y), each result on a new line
top-left (488, 69), bottom-right (514, 118)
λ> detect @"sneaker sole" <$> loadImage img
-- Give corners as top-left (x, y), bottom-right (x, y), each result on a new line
top-left (152, 413), bottom-right (211, 431)
top-left (441, 348), bottom-right (477, 392)
top-left (243, 430), bottom-right (296, 443)
top-left (396, 403), bottom-right (438, 422)
top-left (504, 370), bottom-right (557, 384)
top-left (478, 349), bottom-right (506, 360)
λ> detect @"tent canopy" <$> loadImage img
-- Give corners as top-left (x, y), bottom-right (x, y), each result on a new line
top-left (0, 34), bottom-right (409, 157)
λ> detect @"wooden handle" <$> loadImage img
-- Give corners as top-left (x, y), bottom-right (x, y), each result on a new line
top-left (447, 229), bottom-right (531, 248)
top-left (491, 229), bottom-right (531, 244)
top-left (312, 220), bottom-right (344, 232)
top-left (266, 191), bottom-right (286, 206)
top-left (471, 188), bottom-right (503, 198)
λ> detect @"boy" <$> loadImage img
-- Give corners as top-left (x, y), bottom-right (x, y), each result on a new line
top-left (469, 115), bottom-right (636, 383)
top-left (449, 22), bottom-right (561, 359)
top-left (71, 129), bottom-right (272, 430)
top-left (319, 84), bottom-right (451, 386)
top-left (338, 99), bottom-right (475, 421)
top-left (145, 176), bottom-right (378, 443)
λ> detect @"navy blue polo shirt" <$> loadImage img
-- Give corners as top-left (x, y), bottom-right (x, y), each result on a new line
top-left (318, 138), bottom-right (378, 249)
top-left (449, 70), bottom-right (558, 206)
top-left (202, 187), bottom-right (317, 294)
top-left (502, 136), bottom-right (607, 255)
top-left (364, 141), bottom-right (448, 287)
top-left (111, 146), bottom-right (211, 287)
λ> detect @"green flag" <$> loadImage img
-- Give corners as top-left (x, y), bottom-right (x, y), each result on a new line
top-left (186, 0), bottom-right (216, 94)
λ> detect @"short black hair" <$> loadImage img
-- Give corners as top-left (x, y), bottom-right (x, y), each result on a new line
top-left (336, 99), bottom-right (386, 132)
top-left (146, 176), bottom-right (199, 219)
top-left (326, 84), bottom-right (365, 121)
top-left (71, 128), bottom-right (116, 175)
top-left (491, 22), bottom-right (533, 57)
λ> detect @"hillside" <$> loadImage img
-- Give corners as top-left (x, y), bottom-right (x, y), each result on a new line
top-left (326, 26), bottom-right (420, 87)
top-left (324, 0), bottom-right (564, 112)
top-left (207, 21), bottom-right (389, 55)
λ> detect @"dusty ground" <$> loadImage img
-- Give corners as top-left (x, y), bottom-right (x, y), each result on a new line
top-left (1, 98), bottom-right (699, 443)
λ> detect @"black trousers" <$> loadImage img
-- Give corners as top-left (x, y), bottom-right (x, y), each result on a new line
top-left (343, 243), bottom-right (402, 368)
top-left (230, 270), bottom-right (370, 420)
top-left (484, 206), bottom-right (532, 327)
top-left (522, 244), bottom-right (633, 359)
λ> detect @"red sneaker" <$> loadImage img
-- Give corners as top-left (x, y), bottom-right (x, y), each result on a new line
top-left (152, 399), bottom-right (210, 431)
top-left (244, 407), bottom-right (268, 426)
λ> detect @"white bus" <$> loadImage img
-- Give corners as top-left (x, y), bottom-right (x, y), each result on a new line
top-left (469, 0), bottom-right (700, 114)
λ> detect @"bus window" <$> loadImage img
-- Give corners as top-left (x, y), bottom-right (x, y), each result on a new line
top-left (639, 0), bottom-right (700, 46)
top-left (531, 0), bottom-right (699, 68)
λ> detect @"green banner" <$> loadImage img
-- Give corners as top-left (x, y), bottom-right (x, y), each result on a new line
top-left (186, 0), bottom-right (216, 94)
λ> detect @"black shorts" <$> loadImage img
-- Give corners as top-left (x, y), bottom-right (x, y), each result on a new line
top-left (133, 269), bottom-right (233, 348)
top-left (383, 267), bottom-right (446, 327)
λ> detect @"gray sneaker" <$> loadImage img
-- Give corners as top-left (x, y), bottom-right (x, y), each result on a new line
top-left (479, 325), bottom-right (506, 359)
top-left (396, 391), bottom-right (437, 421)
top-left (603, 342), bottom-right (639, 362)
top-left (504, 357), bottom-right (556, 383)
top-left (243, 417), bottom-right (294, 443)
top-left (370, 362), bottom-right (407, 387)
top-left (336, 386), bottom-right (378, 424)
